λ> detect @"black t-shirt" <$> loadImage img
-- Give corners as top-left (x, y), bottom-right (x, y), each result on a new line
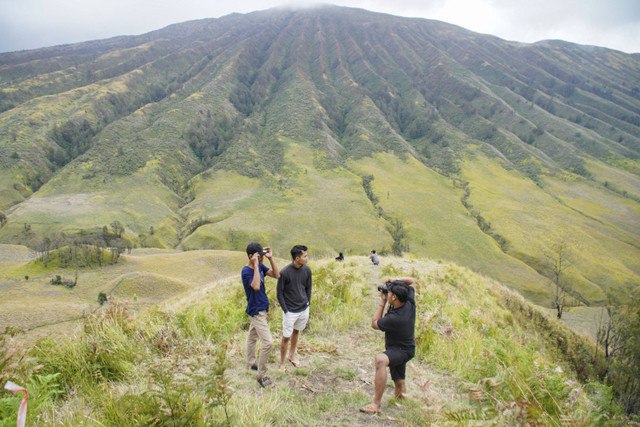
top-left (277, 263), bottom-right (312, 313)
top-left (377, 292), bottom-right (416, 350)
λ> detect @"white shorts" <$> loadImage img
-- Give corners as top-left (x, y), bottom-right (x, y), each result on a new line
top-left (282, 306), bottom-right (310, 338)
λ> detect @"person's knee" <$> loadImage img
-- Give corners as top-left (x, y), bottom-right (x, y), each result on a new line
top-left (281, 336), bottom-right (291, 344)
top-left (375, 353), bottom-right (389, 368)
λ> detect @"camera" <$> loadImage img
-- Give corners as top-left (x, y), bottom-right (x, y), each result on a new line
top-left (377, 284), bottom-right (389, 293)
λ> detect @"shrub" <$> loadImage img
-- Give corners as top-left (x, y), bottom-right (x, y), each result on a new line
top-left (98, 292), bottom-right (108, 305)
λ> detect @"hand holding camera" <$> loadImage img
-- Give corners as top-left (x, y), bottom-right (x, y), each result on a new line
top-left (262, 247), bottom-right (272, 258)
top-left (377, 284), bottom-right (389, 306)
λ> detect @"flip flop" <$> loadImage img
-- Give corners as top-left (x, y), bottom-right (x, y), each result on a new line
top-left (288, 358), bottom-right (300, 368)
top-left (359, 404), bottom-right (381, 414)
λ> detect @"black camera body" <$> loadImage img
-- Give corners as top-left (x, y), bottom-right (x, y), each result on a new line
top-left (377, 284), bottom-right (389, 293)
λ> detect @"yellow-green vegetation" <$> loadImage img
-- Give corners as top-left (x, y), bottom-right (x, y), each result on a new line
top-left (350, 152), bottom-right (553, 304)
top-left (0, 246), bottom-right (245, 343)
top-left (461, 150), bottom-right (640, 304)
top-left (0, 257), bottom-right (630, 425)
top-left (586, 158), bottom-right (640, 201)
top-left (181, 143), bottom-right (393, 256)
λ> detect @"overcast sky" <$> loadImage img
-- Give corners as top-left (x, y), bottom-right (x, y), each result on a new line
top-left (1, 0), bottom-right (639, 54)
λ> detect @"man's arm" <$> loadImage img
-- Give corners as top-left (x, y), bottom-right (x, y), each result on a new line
top-left (249, 254), bottom-right (261, 291)
top-left (276, 272), bottom-right (288, 313)
top-left (305, 268), bottom-right (312, 304)
top-left (385, 277), bottom-right (416, 287)
top-left (264, 247), bottom-right (280, 279)
top-left (371, 292), bottom-right (387, 330)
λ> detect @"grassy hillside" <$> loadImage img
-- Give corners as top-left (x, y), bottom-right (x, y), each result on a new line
top-left (1, 5), bottom-right (639, 309)
top-left (350, 152), bottom-right (553, 303)
top-left (0, 256), bottom-right (630, 425)
top-left (181, 142), bottom-right (393, 255)
top-left (0, 245), bottom-right (245, 343)
top-left (461, 150), bottom-right (640, 304)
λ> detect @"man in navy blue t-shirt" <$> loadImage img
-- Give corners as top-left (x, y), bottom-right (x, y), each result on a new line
top-left (360, 277), bottom-right (416, 414)
top-left (241, 242), bottom-right (280, 387)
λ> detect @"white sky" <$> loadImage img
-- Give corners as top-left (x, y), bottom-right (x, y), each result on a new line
top-left (1, 0), bottom-right (639, 54)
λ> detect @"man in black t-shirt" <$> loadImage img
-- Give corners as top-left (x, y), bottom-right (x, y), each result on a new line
top-left (360, 277), bottom-right (416, 414)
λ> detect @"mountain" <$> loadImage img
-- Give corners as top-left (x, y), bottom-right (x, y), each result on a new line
top-left (0, 5), bottom-right (639, 306)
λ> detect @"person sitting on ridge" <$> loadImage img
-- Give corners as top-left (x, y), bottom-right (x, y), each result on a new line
top-left (369, 250), bottom-right (380, 265)
top-left (335, 252), bottom-right (344, 262)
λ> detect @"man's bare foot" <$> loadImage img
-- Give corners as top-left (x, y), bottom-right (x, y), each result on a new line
top-left (288, 358), bottom-right (300, 368)
top-left (394, 392), bottom-right (409, 399)
top-left (359, 403), bottom-right (381, 414)
top-left (279, 364), bottom-right (287, 372)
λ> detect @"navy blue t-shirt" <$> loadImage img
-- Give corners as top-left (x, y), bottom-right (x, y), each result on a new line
top-left (241, 263), bottom-right (270, 316)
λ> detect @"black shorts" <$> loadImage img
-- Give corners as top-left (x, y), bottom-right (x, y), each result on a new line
top-left (384, 347), bottom-right (415, 381)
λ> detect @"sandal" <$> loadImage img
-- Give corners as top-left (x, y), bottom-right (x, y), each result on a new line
top-left (257, 376), bottom-right (273, 388)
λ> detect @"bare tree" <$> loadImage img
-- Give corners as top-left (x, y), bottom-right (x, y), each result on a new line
top-left (546, 239), bottom-right (573, 319)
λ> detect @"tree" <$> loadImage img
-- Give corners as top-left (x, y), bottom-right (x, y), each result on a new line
top-left (546, 239), bottom-right (573, 319)
top-left (110, 221), bottom-right (124, 238)
top-left (597, 288), bottom-right (640, 415)
top-left (388, 218), bottom-right (409, 256)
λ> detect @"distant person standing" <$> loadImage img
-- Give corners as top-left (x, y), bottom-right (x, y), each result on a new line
top-left (370, 250), bottom-right (380, 265)
top-left (277, 245), bottom-right (312, 371)
top-left (241, 242), bottom-right (280, 388)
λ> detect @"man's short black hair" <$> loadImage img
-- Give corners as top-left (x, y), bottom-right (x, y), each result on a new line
top-left (388, 281), bottom-right (410, 302)
top-left (371, 250), bottom-right (376, 254)
top-left (290, 244), bottom-right (308, 260)
top-left (246, 242), bottom-right (264, 257)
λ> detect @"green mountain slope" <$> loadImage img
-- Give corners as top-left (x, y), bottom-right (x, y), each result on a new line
top-left (0, 5), bottom-right (639, 305)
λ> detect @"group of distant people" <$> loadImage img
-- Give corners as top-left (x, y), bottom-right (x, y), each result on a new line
top-left (335, 249), bottom-right (380, 265)
top-left (240, 242), bottom-right (415, 414)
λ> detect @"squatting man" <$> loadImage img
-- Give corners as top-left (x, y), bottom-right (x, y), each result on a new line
top-left (360, 277), bottom-right (417, 414)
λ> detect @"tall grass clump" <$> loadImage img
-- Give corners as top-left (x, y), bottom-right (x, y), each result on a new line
top-left (31, 302), bottom-right (143, 394)
top-left (97, 345), bottom-right (233, 426)
top-left (411, 263), bottom-right (618, 424)
top-left (176, 285), bottom-right (246, 342)
top-left (308, 261), bottom-right (366, 332)
top-left (13, 298), bottom-right (236, 425)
